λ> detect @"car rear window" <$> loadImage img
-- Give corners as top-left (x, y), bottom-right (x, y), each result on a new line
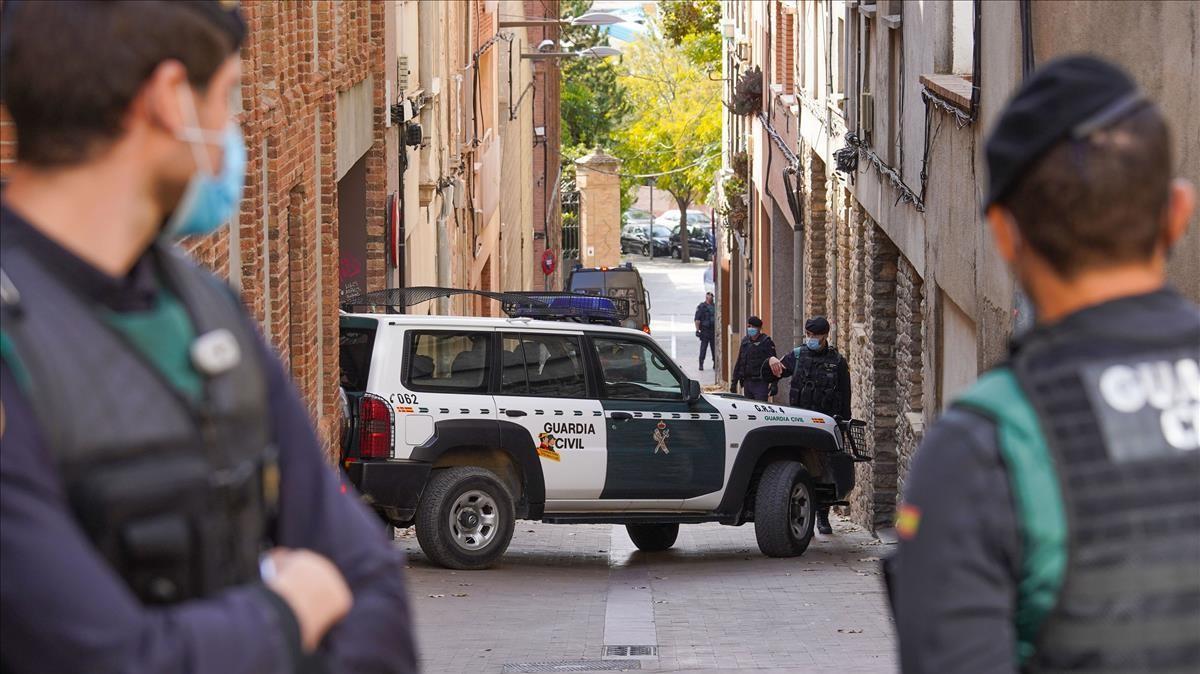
top-left (339, 328), bottom-right (376, 392)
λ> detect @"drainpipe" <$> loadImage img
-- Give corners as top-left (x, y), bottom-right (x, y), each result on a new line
top-left (436, 181), bottom-right (455, 314)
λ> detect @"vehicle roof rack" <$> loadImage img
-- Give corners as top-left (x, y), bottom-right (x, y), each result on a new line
top-left (340, 286), bottom-right (629, 324)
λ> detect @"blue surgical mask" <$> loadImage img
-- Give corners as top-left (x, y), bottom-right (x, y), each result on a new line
top-left (747, 327), bottom-right (759, 338)
top-left (164, 88), bottom-right (247, 238)
top-left (805, 337), bottom-right (822, 350)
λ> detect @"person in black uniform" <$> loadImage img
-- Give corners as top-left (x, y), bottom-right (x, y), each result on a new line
top-left (731, 316), bottom-right (776, 401)
top-left (768, 316), bottom-right (851, 535)
top-left (694, 291), bottom-right (716, 371)
top-left (0, 2), bottom-right (416, 672)
top-left (886, 55), bottom-right (1199, 673)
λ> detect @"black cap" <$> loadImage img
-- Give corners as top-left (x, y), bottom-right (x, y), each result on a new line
top-left (805, 316), bottom-right (830, 335)
top-left (747, 316), bottom-right (763, 328)
top-left (984, 55), bottom-right (1146, 208)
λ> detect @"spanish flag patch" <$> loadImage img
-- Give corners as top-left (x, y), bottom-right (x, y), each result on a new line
top-left (896, 503), bottom-right (921, 540)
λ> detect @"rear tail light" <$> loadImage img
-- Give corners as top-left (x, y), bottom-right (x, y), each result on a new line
top-left (642, 325), bottom-right (651, 334)
top-left (358, 393), bottom-right (393, 459)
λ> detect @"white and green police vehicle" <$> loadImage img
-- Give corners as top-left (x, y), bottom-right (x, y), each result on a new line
top-left (339, 288), bottom-right (868, 569)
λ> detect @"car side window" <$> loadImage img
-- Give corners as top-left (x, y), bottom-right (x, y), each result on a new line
top-left (500, 333), bottom-right (588, 398)
top-left (406, 331), bottom-right (492, 393)
top-left (592, 336), bottom-right (683, 400)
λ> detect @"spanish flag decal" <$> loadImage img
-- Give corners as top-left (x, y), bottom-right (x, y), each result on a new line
top-left (896, 503), bottom-right (921, 540)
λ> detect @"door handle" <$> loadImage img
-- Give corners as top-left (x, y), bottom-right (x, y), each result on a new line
top-left (504, 410), bottom-right (527, 417)
top-left (610, 411), bottom-right (633, 421)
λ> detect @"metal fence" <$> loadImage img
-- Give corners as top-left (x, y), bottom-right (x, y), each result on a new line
top-left (560, 187), bottom-right (580, 270)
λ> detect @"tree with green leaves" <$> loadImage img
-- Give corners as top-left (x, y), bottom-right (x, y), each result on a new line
top-left (658, 0), bottom-right (721, 68)
top-left (616, 29), bottom-right (721, 262)
top-left (560, 0), bottom-right (629, 150)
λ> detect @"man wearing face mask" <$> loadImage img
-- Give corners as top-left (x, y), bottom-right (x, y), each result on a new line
top-left (731, 316), bottom-right (776, 401)
top-left (885, 56), bottom-right (1199, 673)
top-left (0, 2), bottom-right (416, 673)
top-left (767, 316), bottom-right (851, 535)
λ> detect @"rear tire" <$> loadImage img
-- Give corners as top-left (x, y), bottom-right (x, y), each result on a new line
top-left (641, 244), bottom-right (650, 257)
top-left (753, 461), bottom-right (816, 558)
top-left (626, 523), bottom-right (679, 551)
top-left (415, 467), bottom-right (515, 569)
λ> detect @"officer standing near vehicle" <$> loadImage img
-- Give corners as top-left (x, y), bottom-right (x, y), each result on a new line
top-left (886, 55), bottom-right (1199, 673)
top-left (768, 316), bottom-right (850, 535)
top-left (731, 316), bottom-right (776, 401)
top-left (0, 2), bottom-right (417, 672)
top-left (694, 291), bottom-right (716, 371)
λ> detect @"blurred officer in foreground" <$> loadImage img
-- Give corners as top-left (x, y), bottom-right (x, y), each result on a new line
top-left (768, 316), bottom-right (851, 535)
top-left (731, 315), bottom-right (776, 401)
top-left (0, 2), bottom-right (416, 672)
top-left (886, 55), bottom-right (1199, 673)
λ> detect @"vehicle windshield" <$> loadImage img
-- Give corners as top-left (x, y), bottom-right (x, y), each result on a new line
top-left (651, 225), bottom-right (672, 238)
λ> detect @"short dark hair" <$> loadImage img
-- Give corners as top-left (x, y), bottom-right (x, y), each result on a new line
top-left (1, 1), bottom-right (242, 167)
top-left (999, 105), bottom-right (1172, 277)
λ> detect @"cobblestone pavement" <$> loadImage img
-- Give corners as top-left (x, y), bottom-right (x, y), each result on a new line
top-left (399, 512), bottom-right (898, 673)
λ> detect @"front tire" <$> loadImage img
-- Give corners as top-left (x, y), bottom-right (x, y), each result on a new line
top-left (415, 467), bottom-right (515, 569)
top-left (626, 523), bottom-right (679, 551)
top-left (753, 461), bottom-right (816, 557)
top-left (641, 244), bottom-right (650, 257)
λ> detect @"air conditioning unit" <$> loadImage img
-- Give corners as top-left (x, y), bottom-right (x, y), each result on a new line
top-left (859, 92), bottom-right (874, 144)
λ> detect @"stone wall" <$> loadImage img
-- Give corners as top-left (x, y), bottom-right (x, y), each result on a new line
top-left (848, 219), bottom-right (900, 531)
top-left (895, 255), bottom-right (925, 495)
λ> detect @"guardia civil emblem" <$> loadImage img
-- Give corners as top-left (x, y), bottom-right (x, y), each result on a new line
top-left (652, 421), bottom-right (670, 455)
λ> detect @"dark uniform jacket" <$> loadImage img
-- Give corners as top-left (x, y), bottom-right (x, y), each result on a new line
top-left (0, 206), bottom-right (418, 674)
top-left (777, 345), bottom-right (851, 418)
top-left (732, 333), bottom-right (776, 385)
top-left (694, 302), bottom-right (715, 336)
top-left (886, 289), bottom-right (1198, 673)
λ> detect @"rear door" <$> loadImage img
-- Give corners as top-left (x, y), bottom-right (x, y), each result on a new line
top-left (494, 330), bottom-right (607, 506)
top-left (587, 333), bottom-right (725, 509)
top-left (385, 328), bottom-right (498, 458)
top-left (338, 316), bottom-right (379, 460)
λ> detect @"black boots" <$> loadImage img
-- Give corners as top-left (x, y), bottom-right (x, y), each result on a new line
top-left (699, 362), bottom-right (704, 371)
top-left (817, 509), bottom-right (833, 535)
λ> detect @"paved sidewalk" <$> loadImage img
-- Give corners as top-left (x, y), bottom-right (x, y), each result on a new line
top-left (400, 513), bottom-right (898, 673)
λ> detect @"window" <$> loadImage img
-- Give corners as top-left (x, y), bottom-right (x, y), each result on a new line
top-left (500, 333), bottom-right (588, 398)
top-left (592, 336), bottom-right (683, 401)
top-left (406, 331), bottom-right (492, 393)
top-left (339, 327), bottom-right (376, 392)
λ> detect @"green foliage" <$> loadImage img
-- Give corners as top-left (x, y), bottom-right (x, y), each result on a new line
top-left (559, 0), bottom-right (629, 150)
top-left (658, 0), bottom-right (721, 67)
top-left (615, 29), bottom-right (721, 261)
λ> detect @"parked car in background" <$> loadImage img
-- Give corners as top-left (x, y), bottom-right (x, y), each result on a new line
top-left (623, 208), bottom-right (653, 227)
top-left (653, 209), bottom-right (711, 231)
top-left (620, 224), bottom-right (650, 254)
top-left (669, 224), bottom-right (716, 261)
top-left (620, 223), bottom-right (672, 257)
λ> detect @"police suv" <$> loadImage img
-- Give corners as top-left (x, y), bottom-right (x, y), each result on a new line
top-left (339, 289), bottom-right (868, 569)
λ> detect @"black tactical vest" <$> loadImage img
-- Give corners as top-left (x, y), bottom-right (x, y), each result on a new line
top-left (0, 242), bottom-right (275, 605)
top-left (1010, 311), bottom-right (1200, 672)
top-left (790, 346), bottom-right (843, 415)
top-left (739, 335), bottom-right (774, 381)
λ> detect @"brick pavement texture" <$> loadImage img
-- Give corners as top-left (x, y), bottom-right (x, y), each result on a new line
top-left (400, 513), bottom-right (898, 673)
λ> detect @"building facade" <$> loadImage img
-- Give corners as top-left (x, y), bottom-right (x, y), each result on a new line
top-left (719, 0), bottom-right (1200, 530)
top-left (0, 0), bottom-right (560, 457)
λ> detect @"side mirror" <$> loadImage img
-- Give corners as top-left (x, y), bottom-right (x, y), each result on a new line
top-left (686, 378), bottom-right (702, 403)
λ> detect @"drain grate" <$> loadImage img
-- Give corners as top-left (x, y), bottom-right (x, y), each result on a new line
top-left (602, 645), bottom-right (658, 658)
top-left (501, 661), bottom-right (638, 673)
